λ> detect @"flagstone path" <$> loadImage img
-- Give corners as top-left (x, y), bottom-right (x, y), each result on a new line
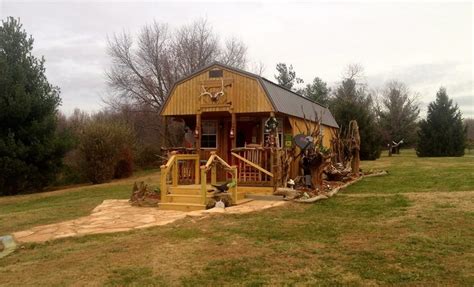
top-left (12, 199), bottom-right (286, 243)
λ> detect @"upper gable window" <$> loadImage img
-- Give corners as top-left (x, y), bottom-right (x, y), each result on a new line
top-left (209, 69), bottom-right (223, 78)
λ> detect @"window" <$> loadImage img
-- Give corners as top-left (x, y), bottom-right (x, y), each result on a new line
top-left (263, 118), bottom-right (284, 147)
top-left (201, 121), bottom-right (217, 148)
top-left (209, 69), bottom-right (223, 78)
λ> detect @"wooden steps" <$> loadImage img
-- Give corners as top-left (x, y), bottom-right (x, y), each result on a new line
top-left (159, 184), bottom-right (249, 211)
top-left (238, 186), bottom-right (274, 195)
top-left (158, 202), bottom-right (206, 211)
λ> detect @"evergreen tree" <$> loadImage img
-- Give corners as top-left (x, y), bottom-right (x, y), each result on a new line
top-left (0, 17), bottom-right (69, 195)
top-left (301, 77), bottom-right (331, 106)
top-left (274, 63), bottom-right (303, 90)
top-left (331, 78), bottom-right (382, 160)
top-left (417, 87), bottom-right (466, 157)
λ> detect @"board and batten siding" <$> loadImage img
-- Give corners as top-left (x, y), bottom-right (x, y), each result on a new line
top-left (288, 117), bottom-right (335, 149)
top-left (288, 116), bottom-right (336, 179)
top-left (161, 68), bottom-right (274, 116)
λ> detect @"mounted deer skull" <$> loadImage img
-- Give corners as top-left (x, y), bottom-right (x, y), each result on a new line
top-left (200, 79), bottom-right (225, 102)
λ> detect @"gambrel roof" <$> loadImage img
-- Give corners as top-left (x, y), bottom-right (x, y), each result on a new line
top-left (259, 78), bottom-right (338, 128)
top-left (161, 62), bottom-right (339, 128)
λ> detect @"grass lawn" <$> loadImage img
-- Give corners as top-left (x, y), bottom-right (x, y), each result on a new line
top-left (0, 150), bottom-right (473, 286)
top-left (0, 169), bottom-right (160, 235)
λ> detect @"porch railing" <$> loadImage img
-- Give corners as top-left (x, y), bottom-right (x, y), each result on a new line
top-left (160, 151), bottom-right (237, 206)
top-left (231, 147), bottom-right (275, 186)
top-left (160, 152), bottom-right (200, 202)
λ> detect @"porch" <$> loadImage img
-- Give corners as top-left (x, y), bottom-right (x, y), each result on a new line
top-left (162, 111), bottom-right (289, 181)
top-left (158, 151), bottom-right (277, 211)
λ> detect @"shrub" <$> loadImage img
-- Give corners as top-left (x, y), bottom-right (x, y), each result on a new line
top-left (79, 121), bottom-right (135, 184)
top-left (114, 147), bottom-right (134, 179)
top-left (135, 144), bottom-right (163, 169)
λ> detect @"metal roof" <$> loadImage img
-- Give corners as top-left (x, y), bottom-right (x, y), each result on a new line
top-left (162, 61), bottom-right (339, 128)
top-left (258, 78), bottom-right (339, 128)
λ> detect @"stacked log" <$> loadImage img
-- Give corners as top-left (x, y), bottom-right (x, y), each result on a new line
top-left (129, 182), bottom-right (160, 207)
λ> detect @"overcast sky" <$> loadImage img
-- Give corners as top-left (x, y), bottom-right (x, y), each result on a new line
top-left (1, 1), bottom-right (473, 117)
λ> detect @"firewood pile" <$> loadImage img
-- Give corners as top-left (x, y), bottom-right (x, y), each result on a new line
top-left (129, 181), bottom-right (160, 207)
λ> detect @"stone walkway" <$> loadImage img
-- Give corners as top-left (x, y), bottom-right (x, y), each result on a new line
top-left (12, 199), bottom-right (286, 243)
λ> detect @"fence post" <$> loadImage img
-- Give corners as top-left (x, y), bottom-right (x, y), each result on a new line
top-left (232, 166), bottom-right (238, 204)
top-left (172, 161), bottom-right (178, 186)
top-left (160, 165), bottom-right (167, 203)
top-left (195, 156), bottom-right (200, 184)
top-left (200, 167), bottom-right (207, 206)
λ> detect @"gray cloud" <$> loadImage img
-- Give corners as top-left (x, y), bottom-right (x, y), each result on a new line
top-left (1, 1), bottom-right (472, 117)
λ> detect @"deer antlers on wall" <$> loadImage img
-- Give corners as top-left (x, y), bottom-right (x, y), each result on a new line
top-left (200, 79), bottom-right (225, 102)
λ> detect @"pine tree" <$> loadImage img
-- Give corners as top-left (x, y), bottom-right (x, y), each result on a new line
top-left (301, 77), bottom-right (331, 106)
top-left (0, 17), bottom-right (69, 195)
top-left (274, 63), bottom-right (303, 90)
top-left (417, 87), bottom-right (466, 157)
top-left (331, 78), bottom-right (382, 160)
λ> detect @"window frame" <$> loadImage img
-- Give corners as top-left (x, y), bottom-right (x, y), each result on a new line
top-left (201, 120), bottom-right (218, 149)
top-left (209, 69), bottom-right (223, 78)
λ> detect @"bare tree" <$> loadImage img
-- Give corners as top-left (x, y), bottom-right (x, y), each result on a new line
top-left (251, 60), bottom-right (266, 76)
top-left (343, 63), bottom-right (365, 82)
top-left (377, 80), bottom-right (420, 145)
top-left (106, 18), bottom-right (248, 113)
top-left (219, 37), bottom-right (247, 69)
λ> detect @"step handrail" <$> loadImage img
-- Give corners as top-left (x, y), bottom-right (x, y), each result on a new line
top-left (231, 152), bottom-right (274, 177)
top-left (203, 152), bottom-right (232, 170)
top-left (200, 152), bottom-right (238, 205)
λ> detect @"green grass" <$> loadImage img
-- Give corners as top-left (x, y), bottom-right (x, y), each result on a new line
top-left (346, 149), bottom-right (474, 194)
top-left (0, 170), bottom-right (160, 235)
top-left (0, 150), bottom-right (473, 286)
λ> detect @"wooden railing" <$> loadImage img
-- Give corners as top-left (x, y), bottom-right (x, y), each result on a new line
top-left (160, 152), bottom-right (200, 202)
top-left (231, 147), bottom-right (275, 186)
top-left (201, 151), bottom-right (238, 205)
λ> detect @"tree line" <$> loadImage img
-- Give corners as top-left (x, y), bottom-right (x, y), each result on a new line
top-left (273, 63), bottom-right (467, 159)
top-left (0, 17), bottom-right (469, 196)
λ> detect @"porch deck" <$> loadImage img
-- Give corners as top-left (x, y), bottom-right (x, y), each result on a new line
top-left (158, 184), bottom-right (257, 211)
top-left (159, 151), bottom-right (279, 211)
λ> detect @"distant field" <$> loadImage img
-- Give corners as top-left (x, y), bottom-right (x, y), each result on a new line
top-left (0, 150), bottom-right (473, 286)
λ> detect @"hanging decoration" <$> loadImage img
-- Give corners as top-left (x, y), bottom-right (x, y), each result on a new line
top-left (264, 116), bottom-right (279, 133)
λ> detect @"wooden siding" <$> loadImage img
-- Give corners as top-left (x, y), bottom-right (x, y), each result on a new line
top-left (288, 116), bottom-right (336, 179)
top-left (161, 67), bottom-right (274, 116)
top-left (288, 117), bottom-right (334, 149)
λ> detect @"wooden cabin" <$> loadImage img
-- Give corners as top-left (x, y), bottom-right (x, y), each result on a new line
top-left (159, 62), bottom-right (339, 211)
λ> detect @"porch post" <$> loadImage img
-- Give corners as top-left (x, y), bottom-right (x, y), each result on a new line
top-left (196, 112), bottom-right (201, 152)
top-left (231, 112), bottom-right (236, 149)
top-left (269, 112), bottom-right (280, 189)
top-left (161, 116), bottom-right (168, 148)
